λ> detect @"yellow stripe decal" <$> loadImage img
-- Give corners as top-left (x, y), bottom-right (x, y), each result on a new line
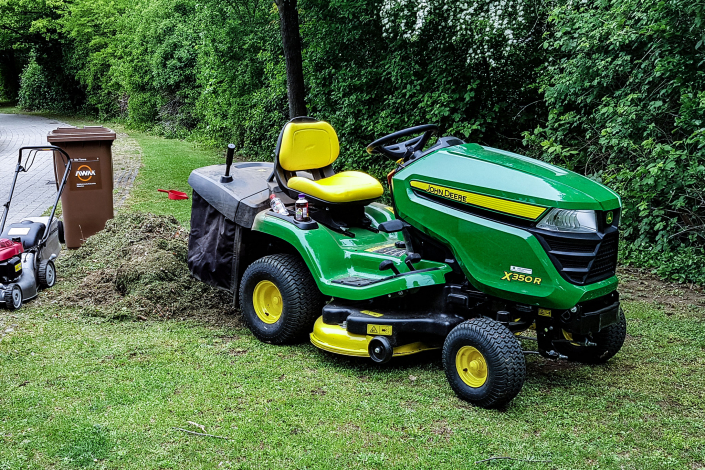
top-left (410, 181), bottom-right (546, 220)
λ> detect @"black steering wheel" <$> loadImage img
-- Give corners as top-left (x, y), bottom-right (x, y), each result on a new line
top-left (366, 124), bottom-right (439, 162)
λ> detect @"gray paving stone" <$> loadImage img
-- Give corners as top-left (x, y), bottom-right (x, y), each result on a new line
top-left (0, 113), bottom-right (68, 227)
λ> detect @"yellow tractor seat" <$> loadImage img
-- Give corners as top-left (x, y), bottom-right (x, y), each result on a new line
top-left (273, 117), bottom-right (383, 205)
top-left (288, 171), bottom-right (383, 204)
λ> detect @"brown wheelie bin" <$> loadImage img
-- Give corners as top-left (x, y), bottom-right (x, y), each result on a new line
top-left (47, 126), bottom-right (116, 248)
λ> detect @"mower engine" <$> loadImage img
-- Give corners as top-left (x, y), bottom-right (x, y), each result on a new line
top-left (0, 238), bottom-right (24, 284)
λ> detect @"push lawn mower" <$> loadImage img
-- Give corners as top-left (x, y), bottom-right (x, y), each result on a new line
top-left (0, 146), bottom-right (70, 310)
top-left (187, 118), bottom-right (626, 408)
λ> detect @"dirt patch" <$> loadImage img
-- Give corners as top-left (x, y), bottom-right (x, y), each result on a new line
top-left (111, 132), bottom-right (142, 208)
top-left (618, 266), bottom-right (705, 314)
top-left (46, 212), bottom-right (238, 323)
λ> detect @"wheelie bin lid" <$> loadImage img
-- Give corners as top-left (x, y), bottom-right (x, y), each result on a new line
top-left (47, 126), bottom-right (116, 142)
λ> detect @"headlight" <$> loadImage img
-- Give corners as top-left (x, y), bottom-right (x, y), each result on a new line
top-left (536, 208), bottom-right (597, 233)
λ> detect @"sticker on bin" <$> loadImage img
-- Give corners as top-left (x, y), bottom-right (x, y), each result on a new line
top-left (70, 158), bottom-right (102, 190)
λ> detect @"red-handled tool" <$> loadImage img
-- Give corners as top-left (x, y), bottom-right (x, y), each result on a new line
top-left (158, 189), bottom-right (189, 200)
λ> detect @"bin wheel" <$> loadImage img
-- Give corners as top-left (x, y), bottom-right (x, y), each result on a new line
top-left (442, 317), bottom-right (526, 409)
top-left (3, 284), bottom-right (22, 310)
top-left (57, 221), bottom-right (65, 245)
top-left (38, 260), bottom-right (56, 288)
top-left (554, 308), bottom-right (627, 364)
top-left (239, 254), bottom-right (323, 344)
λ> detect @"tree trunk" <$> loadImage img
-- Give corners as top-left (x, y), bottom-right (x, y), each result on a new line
top-left (275, 0), bottom-right (307, 119)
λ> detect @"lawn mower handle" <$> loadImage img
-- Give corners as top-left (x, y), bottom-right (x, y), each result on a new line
top-left (0, 146), bottom-right (72, 241)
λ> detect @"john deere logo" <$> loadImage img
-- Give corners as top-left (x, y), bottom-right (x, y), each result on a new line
top-left (75, 165), bottom-right (96, 182)
top-left (606, 211), bottom-right (614, 225)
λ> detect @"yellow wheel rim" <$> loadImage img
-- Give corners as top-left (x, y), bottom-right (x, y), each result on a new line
top-left (455, 346), bottom-right (488, 388)
top-left (253, 280), bottom-right (283, 324)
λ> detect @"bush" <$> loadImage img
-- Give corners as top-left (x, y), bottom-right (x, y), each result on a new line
top-left (524, 0), bottom-right (705, 284)
top-left (127, 92), bottom-right (159, 127)
top-left (17, 57), bottom-right (77, 112)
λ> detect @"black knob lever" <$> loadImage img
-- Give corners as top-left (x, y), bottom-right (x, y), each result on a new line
top-left (379, 260), bottom-right (401, 276)
top-left (220, 144), bottom-right (236, 183)
top-left (405, 253), bottom-right (422, 271)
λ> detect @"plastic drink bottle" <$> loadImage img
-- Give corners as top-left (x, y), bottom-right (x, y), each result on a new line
top-left (295, 194), bottom-right (310, 222)
top-left (269, 194), bottom-right (288, 215)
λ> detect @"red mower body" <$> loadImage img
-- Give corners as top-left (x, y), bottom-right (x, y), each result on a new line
top-left (0, 239), bottom-right (23, 262)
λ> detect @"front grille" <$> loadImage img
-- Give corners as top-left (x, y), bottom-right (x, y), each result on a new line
top-left (534, 229), bottom-right (619, 285)
top-left (586, 232), bottom-right (618, 283)
top-left (541, 235), bottom-right (597, 254)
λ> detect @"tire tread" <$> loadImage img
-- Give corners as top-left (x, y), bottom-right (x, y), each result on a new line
top-left (442, 317), bottom-right (526, 408)
top-left (239, 254), bottom-right (322, 344)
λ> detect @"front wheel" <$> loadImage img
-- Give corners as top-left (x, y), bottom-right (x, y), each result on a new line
top-left (442, 318), bottom-right (526, 409)
top-left (239, 254), bottom-right (323, 345)
top-left (554, 307), bottom-right (627, 364)
top-left (3, 284), bottom-right (23, 310)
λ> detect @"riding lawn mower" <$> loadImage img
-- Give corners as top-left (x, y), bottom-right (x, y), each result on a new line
top-left (187, 118), bottom-right (626, 408)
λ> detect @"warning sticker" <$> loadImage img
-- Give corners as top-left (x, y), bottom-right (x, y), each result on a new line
top-left (360, 310), bottom-right (383, 318)
top-left (538, 308), bottom-right (551, 317)
top-left (70, 157), bottom-right (102, 191)
top-left (367, 324), bottom-right (392, 336)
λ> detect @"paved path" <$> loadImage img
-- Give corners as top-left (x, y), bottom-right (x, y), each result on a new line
top-left (0, 113), bottom-right (67, 227)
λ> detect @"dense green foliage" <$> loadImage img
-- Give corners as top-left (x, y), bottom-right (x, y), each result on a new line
top-left (1, 0), bottom-right (704, 283)
top-left (524, 0), bottom-right (705, 283)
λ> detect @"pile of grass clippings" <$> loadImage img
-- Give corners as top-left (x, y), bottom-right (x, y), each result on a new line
top-left (50, 213), bottom-right (236, 320)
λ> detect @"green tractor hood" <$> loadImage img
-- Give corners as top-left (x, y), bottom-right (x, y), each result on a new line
top-left (419, 144), bottom-right (620, 212)
top-left (392, 143), bottom-right (622, 310)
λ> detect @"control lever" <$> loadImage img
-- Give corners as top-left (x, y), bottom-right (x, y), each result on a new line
top-left (220, 143), bottom-right (236, 183)
top-left (405, 253), bottom-right (421, 271)
top-left (379, 260), bottom-right (400, 276)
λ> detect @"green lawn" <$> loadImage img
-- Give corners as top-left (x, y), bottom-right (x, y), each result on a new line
top-left (1, 300), bottom-right (703, 469)
top-left (123, 131), bottom-right (223, 224)
top-left (1, 112), bottom-right (704, 469)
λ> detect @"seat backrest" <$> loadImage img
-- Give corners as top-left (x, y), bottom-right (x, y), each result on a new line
top-left (278, 120), bottom-right (339, 172)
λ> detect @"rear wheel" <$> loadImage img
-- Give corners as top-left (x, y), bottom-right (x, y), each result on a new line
top-left (3, 284), bottom-right (22, 310)
top-left (57, 221), bottom-right (65, 244)
top-left (239, 254), bottom-right (323, 344)
top-left (38, 260), bottom-right (56, 288)
top-left (554, 308), bottom-right (627, 364)
top-left (442, 317), bottom-right (526, 409)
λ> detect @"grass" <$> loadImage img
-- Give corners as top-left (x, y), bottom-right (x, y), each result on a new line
top-left (1, 301), bottom-right (703, 469)
top-left (123, 130), bottom-right (222, 224)
top-left (1, 108), bottom-right (704, 469)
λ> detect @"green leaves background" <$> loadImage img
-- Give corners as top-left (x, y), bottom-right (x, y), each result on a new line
top-left (1, 0), bottom-right (704, 283)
